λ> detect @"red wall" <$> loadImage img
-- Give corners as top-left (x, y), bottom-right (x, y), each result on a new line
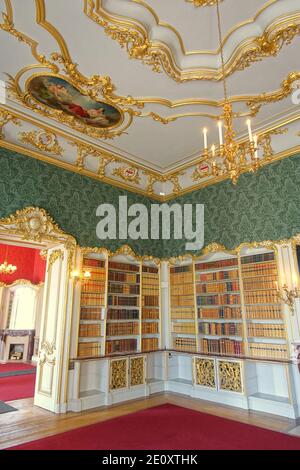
top-left (0, 243), bottom-right (46, 285)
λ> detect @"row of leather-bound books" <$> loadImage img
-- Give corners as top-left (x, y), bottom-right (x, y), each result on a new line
top-left (195, 269), bottom-right (239, 282)
top-left (245, 305), bottom-right (282, 320)
top-left (107, 308), bottom-right (139, 320)
top-left (78, 342), bottom-right (101, 358)
top-left (200, 338), bottom-right (244, 356)
top-left (142, 337), bottom-right (159, 352)
top-left (171, 295), bottom-right (195, 307)
top-left (247, 323), bottom-right (286, 339)
top-left (196, 280), bottom-right (239, 294)
top-left (173, 337), bottom-right (197, 352)
top-left (242, 278), bottom-right (277, 291)
top-left (249, 342), bottom-right (288, 359)
top-left (171, 307), bottom-right (195, 320)
top-left (243, 290), bottom-right (278, 305)
top-left (106, 339), bottom-right (138, 354)
top-left (108, 282), bottom-right (140, 295)
top-left (80, 307), bottom-right (105, 321)
top-left (108, 295), bottom-right (139, 306)
top-left (172, 322), bottom-right (196, 334)
top-left (198, 306), bottom-right (242, 319)
top-left (197, 294), bottom-right (241, 306)
top-left (79, 324), bottom-right (101, 338)
top-left (108, 271), bottom-right (140, 283)
top-left (142, 307), bottom-right (159, 319)
top-left (80, 293), bottom-right (106, 306)
top-left (106, 322), bottom-right (139, 337)
top-left (81, 281), bottom-right (106, 293)
top-left (241, 263), bottom-right (277, 278)
top-left (142, 322), bottom-right (159, 334)
top-left (195, 259), bottom-right (238, 271)
top-left (199, 322), bottom-right (243, 337)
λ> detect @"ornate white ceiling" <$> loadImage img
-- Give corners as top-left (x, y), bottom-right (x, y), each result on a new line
top-left (0, 0), bottom-right (300, 199)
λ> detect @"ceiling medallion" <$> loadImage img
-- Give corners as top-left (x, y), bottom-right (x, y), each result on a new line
top-left (199, 0), bottom-right (263, 184)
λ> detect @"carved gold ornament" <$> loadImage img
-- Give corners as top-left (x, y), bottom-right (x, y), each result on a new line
top-left (47, 250), bottom-right (64, 271)
top-left (194, 358), bottom-right (216, 388)
top-left (186, 0), bottom-right (223, 5)
top-left (0, 207), bottom-right (76, 248)
top-left (0, 279), bottom-right (44, 288)
top-left (39, 340), bottom-right (56, 366)
top-left (19, 130), bottom-right (64, 157)
top-left (70, 141), bottom-right (115, 179)
top-left (130, 357), bottom-right (145, 386)
top-left (85, 0), bottom-right (300, 82)
top-left (218, 361), bottom-right (243, 393)
top-left (113, 166), bottom-right (140, 185)
top-left (0, 109), bottom-right (20, 139)
top-left (110, 359), bottom-right (128, 390)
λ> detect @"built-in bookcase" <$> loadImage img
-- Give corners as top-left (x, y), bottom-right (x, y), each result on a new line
top-left (77, 254), bottom-right (107, 357)
top-left (169, 247), bottom-right (289, 361)
top-left (106, 260), bottom-right (141, 355)
top-left (169, 264), bottom-right (197, 352)
top-left (141, 265), bottom-right (161, 352)
top-left (76, 252), bottom-right (161, 358)
top-left (195, 256), bottom-right (244, 357)
top-left (240, 251), bottom-right (288, 360)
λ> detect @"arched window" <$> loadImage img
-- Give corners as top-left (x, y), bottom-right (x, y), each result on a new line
top-left (9, 286), bottom-right (37, 330)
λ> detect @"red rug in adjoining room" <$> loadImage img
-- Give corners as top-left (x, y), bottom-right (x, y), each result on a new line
top-left (0, 374), bottom-right (36, 402)
top-left (0, 363), bottom-right (36, 374)
top-left (9, 404), bottom-right (300, 450)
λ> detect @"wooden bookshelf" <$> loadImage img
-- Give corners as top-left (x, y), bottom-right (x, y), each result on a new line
top-left (77, 256), bottom-right (107, 358)
top-left (240, 251), bottom-right (288, 360)
top-left (141, 265), bottom-right (160, 352)
top-left (170, 263), bottom-right (197, 352)
top-left (106, 260), bottom-right (140, 355)
top-left (195, 256), bottom-right (244, 357)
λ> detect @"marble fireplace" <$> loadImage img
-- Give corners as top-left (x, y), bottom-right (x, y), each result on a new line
top-left (0, 329), bottom-right (35, 362)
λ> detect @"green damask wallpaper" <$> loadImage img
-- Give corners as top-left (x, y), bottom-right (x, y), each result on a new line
top-left (0, 148), bottom-right (162, 256)
top-left (1, 147), bottom-right (300, 257)
top-left (162, 152), bottom-right (300, 257)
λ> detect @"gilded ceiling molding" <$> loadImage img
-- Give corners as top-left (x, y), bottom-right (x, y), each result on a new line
top-left (247, 72), bottom-right (300, 114)
top-left (185, 0), bottom-right (223, 5)
top-left (0, 108), bottom-right (20, 138)
top-left (85, 0), bottom-right (300, 82)
top-left (112, 166), bottom-right (141, 185)
top-left (19, 130), bottom-right (64, 157)
top-left (144, 172), bottom-right (184, 197)
top-left (70, 141), bottom-right (115, 179)
top-left (2, 1), bottom-right (298, 119)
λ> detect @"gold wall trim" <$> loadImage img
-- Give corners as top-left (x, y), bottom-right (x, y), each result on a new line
top-left (85, 0), bottom-right (300, 81)
top-left (0, 279), bottom-right (44, 288)
top-left (185, 0), bottom-right (223, 6)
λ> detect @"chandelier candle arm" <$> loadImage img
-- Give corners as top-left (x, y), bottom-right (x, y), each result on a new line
top-left (218, 120), bottom-right (223, 146)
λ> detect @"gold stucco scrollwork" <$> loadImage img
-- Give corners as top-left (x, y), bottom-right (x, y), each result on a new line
top-left (112, 166), bottom-right (141, 185)
top-left (0, 109), bottom-right (20, 139)
top-left (194, 358), bottom-right (216, 388)
top-left (19, 130), bottom-right (64, 157)
top-left (130, 357), bottom-right (145, 386)
top-left (47, 250), bottom-right (64, 271)
top-left (110, 359), bottom-right (128, 390)
top-left (0, 207), bottom-right (76, 248)
top-left (186, 0), bottom-right (223, 6)
top-left (218, 361), bottom-right (243, 393)
top-left (39, 340), bottom-right (56, 366)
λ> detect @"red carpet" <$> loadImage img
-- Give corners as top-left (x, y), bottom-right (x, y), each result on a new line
top-left (0, 374), bottom-right (36, 402)
top-left (9, 404), bottom-right (300, 450)
top-left (0, 362), bottom-right (36, 373)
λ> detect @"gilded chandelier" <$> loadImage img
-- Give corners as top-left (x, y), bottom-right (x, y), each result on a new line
top-left (0, 245), bottom-right (17, 275)
top-left (202, 0), bottom-right (260, 184)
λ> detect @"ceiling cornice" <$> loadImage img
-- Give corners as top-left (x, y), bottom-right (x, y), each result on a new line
top-left (85, 0), bottom-right (300, 81)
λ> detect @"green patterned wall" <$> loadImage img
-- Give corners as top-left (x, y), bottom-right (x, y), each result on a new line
top-left (1, 147), bottom-right (300, 257)
top-left (162, 152), bottom-right (300, 257)
top-left (0, 148), bottom-right (162, 256)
